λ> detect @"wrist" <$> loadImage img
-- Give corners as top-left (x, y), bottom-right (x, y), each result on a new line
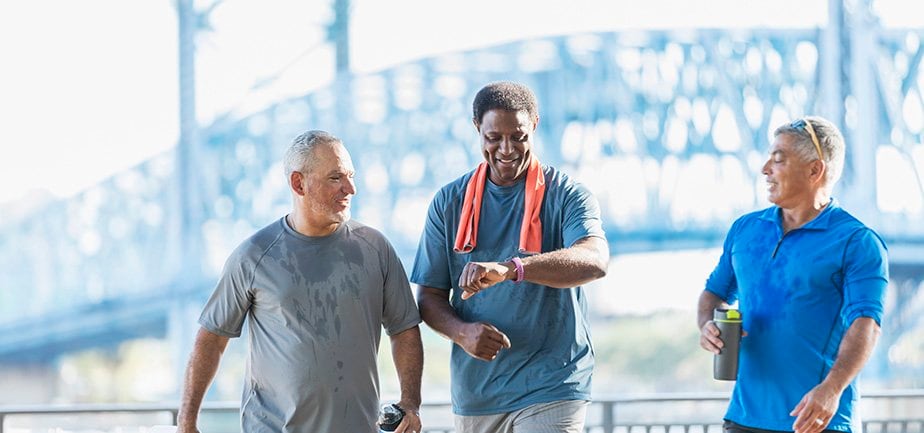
top-left (508, 257), bottom-right (524, 283)
top-left (397, 400), bottom-right (420, 415)
top-left (452, 321), bottom-right (474, 345)
top-left (502, 262), bottom-right (516, 281)
top-left (820, 374), bottom-right (849, 394)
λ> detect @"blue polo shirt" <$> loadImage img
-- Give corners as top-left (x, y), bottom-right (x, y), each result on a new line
top-left (705, 199), bottom-right (888, 432)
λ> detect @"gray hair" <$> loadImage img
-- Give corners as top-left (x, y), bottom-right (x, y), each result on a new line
top-left (283, 130), bottom-right (341, 176)
top-left (773, 116), bottom-right (846, 186)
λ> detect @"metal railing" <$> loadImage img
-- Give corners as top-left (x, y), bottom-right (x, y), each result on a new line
top-left (1, 390), bottom-right (922, 433)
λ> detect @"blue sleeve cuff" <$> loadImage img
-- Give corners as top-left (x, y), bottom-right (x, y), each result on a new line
top-left (704, 286), bottom-right (736, 305)
top-left (843, 306), bottom-right (883, 327)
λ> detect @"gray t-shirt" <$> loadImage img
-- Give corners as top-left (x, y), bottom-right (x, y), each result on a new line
top-left (199, 217), bottom-right (420, 433)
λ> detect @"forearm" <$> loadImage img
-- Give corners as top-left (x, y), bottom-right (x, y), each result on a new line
top-left (697, 290), bottom-right (729, 329)
top-left (390, 326), bottom-right (423, 410)
top-left (519, 236), bottom-right (608, 288)
top-left (821, 317), bottom-right (880, 392)
top-left (417, 286), bottom-right (468, 342)
top-left (178, 328), bottom-right (229, 430)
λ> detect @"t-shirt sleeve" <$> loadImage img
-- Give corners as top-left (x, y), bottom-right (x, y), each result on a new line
top-left (409, 191), bottom-right (453, 291)
top-left (381, 239), bottom-right (422, 336)
top-left (841, 228), bottom-right (889, 326)
top-left (561, 182), bottom-right (606, 247)
top-left (198, 249), bottom-right (253, 338)
top-left (705, 220), bottom-right (740, 304)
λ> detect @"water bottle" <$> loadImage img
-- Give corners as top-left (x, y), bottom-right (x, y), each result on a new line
top-left (377, 403), bottom-right (405, 432)
top-left (713, 308), bottom-right (742, 381)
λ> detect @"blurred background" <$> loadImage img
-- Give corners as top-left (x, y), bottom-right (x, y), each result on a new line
top-left (1, 0), bottom-right (923, 431)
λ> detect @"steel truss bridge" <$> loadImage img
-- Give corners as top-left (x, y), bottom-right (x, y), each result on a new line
top-left (1, 3), bottom-right (923, 389)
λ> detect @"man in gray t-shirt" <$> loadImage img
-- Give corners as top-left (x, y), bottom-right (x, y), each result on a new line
top-left (178, 130), bottom-right (424, 433)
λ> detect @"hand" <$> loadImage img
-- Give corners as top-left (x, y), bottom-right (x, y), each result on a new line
top-left (699, 320), bottom-right (724, 354)
top-left (699, 320), bottom-right (747, 354)
top-left (458, 261), bottom-right (513, 299)
top-left (393, 404), bottom-right (421, 433)
top-left (177, 426), bottom-right (200, 433)
top-left (790, 383), bottom-right (841, 433)
top-left (455, 322), bottom-right (512, 361)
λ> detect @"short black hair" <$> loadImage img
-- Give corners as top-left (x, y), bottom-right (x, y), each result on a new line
top-left (472, 81), bottom-right (539, 125)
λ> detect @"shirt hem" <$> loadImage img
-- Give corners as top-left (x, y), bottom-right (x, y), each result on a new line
top-left (452, 392), bottom-right (591, 416)
top-left (198, 320), bottom-right (241, 338)
top-left (725, 416), bottom-right (852, 433)
top-left (385, 317), bottom-right (423, 336)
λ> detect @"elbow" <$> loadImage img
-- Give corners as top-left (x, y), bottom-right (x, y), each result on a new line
top-left (590, 260), bottom-right (607, 280)
top-left (871, 321), bottom-right (882, 340)
top-left (588, 237), bottom-right (609, 281)
top-left (590, 248), bottom-right (609, 280)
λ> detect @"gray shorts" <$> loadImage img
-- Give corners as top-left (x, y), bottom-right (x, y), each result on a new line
top-left (454, 399), bottom-right (589, 433)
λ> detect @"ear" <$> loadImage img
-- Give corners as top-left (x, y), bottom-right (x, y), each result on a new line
top-left (532, 115), bottom-right (540, 131)
top-left (473, 118), bottom-right (481, 133)
top-left (289, 171), bottom-right (306, 196)
top-left (809, 159), bottom-right (827, 184)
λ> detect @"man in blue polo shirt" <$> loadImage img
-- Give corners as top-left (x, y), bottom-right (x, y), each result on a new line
top-left (698, 116), bottom-right (888, 433)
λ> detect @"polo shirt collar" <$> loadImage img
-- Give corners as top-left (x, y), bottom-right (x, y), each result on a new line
top-left (757, 197), bottom-right (839, 231)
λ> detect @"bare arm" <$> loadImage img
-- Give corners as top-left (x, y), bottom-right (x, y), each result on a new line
top-left (458, 236), bottom-right (609, 298)
top-left (389, 325), bottom-right (423, 433)
top-left (790, 317), bottom-right (881, 433)
top-left (417, 286), bottom-right (511, 361)
top-left (517, 235), bottom-right (609, 287)
top-left (177, 327), bottom-right (230, 433)
top-left (697, 290), bottom-right (732, 354)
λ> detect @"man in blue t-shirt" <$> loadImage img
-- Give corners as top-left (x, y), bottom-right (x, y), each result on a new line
top-left (411, 81), bottom-right (609, 432)
top-left (698, 116), bottom-right (888, 433)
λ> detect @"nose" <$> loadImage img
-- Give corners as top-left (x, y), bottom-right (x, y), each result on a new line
top-left (343, 176), bottom-right (356, 195)
top-left (498, 137), bottom-right (514, 154)
top-left (761, 158), bottom-right (771, 176)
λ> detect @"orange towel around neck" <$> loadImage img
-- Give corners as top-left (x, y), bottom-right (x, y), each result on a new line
top-left (453, 157), bottom-right (546, 254)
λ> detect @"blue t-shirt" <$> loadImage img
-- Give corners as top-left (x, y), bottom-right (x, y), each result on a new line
top-left (705, 199), bottom-right (888, 432)
top-left (410, 165), bottom-right (606, 416)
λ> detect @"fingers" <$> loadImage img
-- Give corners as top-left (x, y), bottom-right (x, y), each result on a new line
top-left (699, 320), bottom-right (723, 354)
top-left (793, 411), bottom-right (828, 433)
top-left (472, 337), bottom-right (506, 360)
top-left (458, 262), bottom-right (489, 289)
top-left (791, 394), bottom-right (832, 433)
top-left (482, 324), bottom-right (511, 349)
top-left (789, 397), bottom-right (806, 417)
top-left (457, 262), bottom-right (507, 298)
top-left (461, 323), bottom-right (512, 361)
top-left (497, 331), bottom-right (512, 349)
top-left (394, 410), bottom-right (421, 433)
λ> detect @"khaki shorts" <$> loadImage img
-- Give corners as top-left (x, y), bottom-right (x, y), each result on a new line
top-left (454, 399), bottom-right (589, 433)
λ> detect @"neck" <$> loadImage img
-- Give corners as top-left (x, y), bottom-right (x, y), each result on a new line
top-left (286, 211), bottom-right (340, 237)
top-left (780, 192), bottom-right (830, 232)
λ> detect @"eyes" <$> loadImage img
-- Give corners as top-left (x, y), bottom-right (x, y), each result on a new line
top-left (769, 151), bottom-right (785, 164)
top-left (484, 134), bottom-right (528, 143)
top-left (329, 172), bottom-right (355, 182)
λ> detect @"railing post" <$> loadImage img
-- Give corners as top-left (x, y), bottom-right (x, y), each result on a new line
top-left (601, 400), bottom-right (615, 433)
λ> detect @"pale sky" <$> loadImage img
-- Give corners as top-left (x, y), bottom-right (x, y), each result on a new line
top-left (0, 0), bottom-right (918, 206)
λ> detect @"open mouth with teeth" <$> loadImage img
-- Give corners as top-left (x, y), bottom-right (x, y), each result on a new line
top-left (495, 155), bottom-right (522, 167)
